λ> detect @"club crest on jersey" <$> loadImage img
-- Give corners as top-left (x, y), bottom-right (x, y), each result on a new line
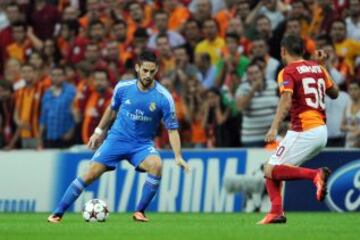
top-left (149, 102), bottom-right (156, 112)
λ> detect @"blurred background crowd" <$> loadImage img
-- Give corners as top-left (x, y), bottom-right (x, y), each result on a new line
top-left (0, 0), bottom-right (359, 150)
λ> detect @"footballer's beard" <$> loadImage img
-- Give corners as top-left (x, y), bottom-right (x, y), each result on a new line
top-left (139, 77), bottom-right (154, 89)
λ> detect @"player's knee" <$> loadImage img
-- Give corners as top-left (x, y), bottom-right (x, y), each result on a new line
top-left (82, 170), bottom-right (99, 184)
top-left (149, 160), bottom-right (162, 176)
top-left (264, 164), bottom-right (274, 178)
top-left (82, 164), bottom-right (105, 184)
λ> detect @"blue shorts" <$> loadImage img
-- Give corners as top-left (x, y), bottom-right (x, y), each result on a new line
top-left (91, 137), bottom-right (160, 171)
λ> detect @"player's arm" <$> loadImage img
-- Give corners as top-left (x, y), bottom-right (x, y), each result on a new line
top-left (168, 129), bottom-right (190, 172)
top-left (323, 69), bottom-right (339, 99)
top-left (163, 94), bottom-right (190, 172)
top-left (96, 105), bottom-right (116, 132)
top-left (88, 105), bottom-right (116, 150)
top-left (265, 91), bottom-right (292, 142)
top-left (88, 81), bottom-right (123, 150)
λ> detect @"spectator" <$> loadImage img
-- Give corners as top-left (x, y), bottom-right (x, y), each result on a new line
top-left (110, 19), bottom-right (132, 65)
top-left (81, 69), bottom-right (112, 144)
top-left (202, 87), bottom-right (230, 147)
top-left (43, 39), bottom-right (63, 66)
top-left (57, 20), bottom-right (85, 64)
top-left (182, 19), bottom-right (202, 62)
top-left (39, 66), bottom-right (76, 148)
top-left (157, 77), bottom-right (191, 148)
top-left (88, 20), bottom-right (107, 47)
top-left (330, 20), bottom-right (360, 74)
top-left (132, 27), bottom-right (150, 59)
top-left (341, 81), bottom-right (360, 148)
top-left (78, 0), bottom-right (103, 29)
top-left (253, 15), bottom-right (281, 60)
top-left (189, 0), bottom-right (226, 15)
top-left (6, 22), bottom-right (44, 63)
top-left (62, 6), bottom-right (79, 22)
top-left (195, 18), bottom-right (225, 65)
top-left (218, 33), bottom-right (250, 87)
top-left (4, 58), bottom-right (21, 89)
top-left (346, 0), bottom-right (360, 41)
top-left (285, 17), bottom-right (316, 58)
top-left (308, 0), bottom-right (338, 37)
top-left (185, 79), bottom-right (207, 148)
top-left (0, 80), bottom-right (15, 148)
top-left (170, 45), bottom-right (200, 92)
top-left (194, 52), bottom-right (217, 90)
top-left (162, 0), bottom-right (190, 31)
top-left (246, 0), bottom-right (285, 30)
top-left (126, 2), bottom-right (152, 42)
top-left (321, 41), bottom-right (350, 88)
top-left (213, 1), bottom-right (237, 37)
top-left (191, 0), bottom-right (212, 23)
top-left (147, 10), bottom-right (185, 50)
top-left (0, 3), bottom-right (23, 73)
top-left (287, 0), bottom-right (312, 38)
top-left (30, 0), bottom-right (61, 40)
top-left (156, 34), bottom-right (175, 78)
top-left (10, 64), bottom-right (45, 149)
top-left (236, 0), bottom-right (251, 29)
top-left (226, 17), bottom-right (251, 56)
top-left (77, 43), bottom-right (107, 75)
top-left (236, 62), bottom-right (278, 147)
top-left (250, 38), bottom-right (280, 82)
top-left (326, 90), bottom-right (351, 147)
top-left (28, 50), bottom-right (51, 89)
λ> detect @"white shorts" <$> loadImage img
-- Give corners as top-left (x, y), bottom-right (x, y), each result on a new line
top-left (268, 125), bottom-right (328, 166)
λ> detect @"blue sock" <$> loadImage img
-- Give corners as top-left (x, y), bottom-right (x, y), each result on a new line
top-left (136, 174), bottom-right (161, 212)
top-left (53, 177), bottom-right (87, 216)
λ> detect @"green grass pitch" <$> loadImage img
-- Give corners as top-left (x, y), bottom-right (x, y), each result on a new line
top-left (1, 213), bottom-right (359, 240)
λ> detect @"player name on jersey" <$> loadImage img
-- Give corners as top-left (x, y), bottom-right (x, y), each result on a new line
top-left (296, 65), bottom-right (322, 74)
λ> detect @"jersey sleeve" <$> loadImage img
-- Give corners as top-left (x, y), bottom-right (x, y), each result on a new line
top-left (277, 69), bottom-right (294, 94)
top-left (161, 94), bottom-right (179, 130)
top-left (111, 82), bottom-right (123, 111)
top-left (320, 66), bottom-right (334, 89)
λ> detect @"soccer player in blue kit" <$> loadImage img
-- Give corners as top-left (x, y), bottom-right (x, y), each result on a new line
top-left (48, 51), bottom-right (190, 223)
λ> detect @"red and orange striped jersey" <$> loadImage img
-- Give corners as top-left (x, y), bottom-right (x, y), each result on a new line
top-left (82, 89), bottom-right (112, 143)
top-left (277, 60), bottom-right (334, 132)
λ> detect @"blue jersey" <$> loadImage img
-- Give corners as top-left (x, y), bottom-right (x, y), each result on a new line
top-left (109, 79), bottom-right (178, 143)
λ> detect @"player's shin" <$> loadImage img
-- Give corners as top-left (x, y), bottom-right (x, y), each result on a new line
top-left (265, 178), bottom-right (283, 214)
top-left (53, 177), bottom-right (88, 216)
top-left (135, 174), bottom-right (161, 212)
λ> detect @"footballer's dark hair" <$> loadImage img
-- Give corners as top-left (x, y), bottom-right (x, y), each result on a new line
top-left (281, 35), bottom-right (304, 57)
top-left (138, 50), bottom-right (158, 65)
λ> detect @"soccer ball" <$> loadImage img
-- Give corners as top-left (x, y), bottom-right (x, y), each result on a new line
top-left (82, 199), bottom-right (109, 222)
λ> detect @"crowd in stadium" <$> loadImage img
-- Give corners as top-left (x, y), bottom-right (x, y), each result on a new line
top-left (0, 0), bottom-right (359, 150)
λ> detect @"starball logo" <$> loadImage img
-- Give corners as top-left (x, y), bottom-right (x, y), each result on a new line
top-left (325, 160), bottom-right (360, 212)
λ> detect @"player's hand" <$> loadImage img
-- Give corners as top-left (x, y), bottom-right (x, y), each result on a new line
top-left (313, 50), bottom-right (328, 65)
top-left (265, 127), bottom-right (278, 143)
top-left (87, 133), bottom-right (103, 150)
top-left (175, 156), bottom-right (190, 173)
